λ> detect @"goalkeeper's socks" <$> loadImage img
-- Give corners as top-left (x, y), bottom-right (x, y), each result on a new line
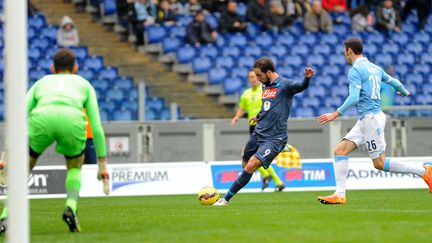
top-left (224, 170), bottom-right (253, 202)
top-left (383, 159), bottom-right (426, 176)
top-left (267, 166), bottom-right (283, 186)
top-left (334, 156), bottom-right (349, 197)
top-left (0, 207), bottom-right (8, 219)
top-left (65, 168), bottom-right (81, 214)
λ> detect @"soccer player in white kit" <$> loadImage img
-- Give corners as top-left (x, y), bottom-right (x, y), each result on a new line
top-left (316, 38), bottom-right (432, 204)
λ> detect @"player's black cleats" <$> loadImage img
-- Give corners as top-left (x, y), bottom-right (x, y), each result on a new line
top-left (0, 218), bottom-right (7, 234)
top-left (261, 176), bottom-right (272, 191)
top-left (275, 184), bottom-right (285, 192)
top-left (62, 207), bottom-right (81, 233)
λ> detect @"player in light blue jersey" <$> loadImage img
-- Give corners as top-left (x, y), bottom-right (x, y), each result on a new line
top-left (316, 38), bottom-right (432, 204)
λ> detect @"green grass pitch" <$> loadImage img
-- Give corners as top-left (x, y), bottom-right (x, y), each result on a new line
top-left (1, 189), bottom-right (431, 242)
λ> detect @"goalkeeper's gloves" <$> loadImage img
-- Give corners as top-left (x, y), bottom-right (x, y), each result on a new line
top-left (97, 159), bottom-right (110, 195)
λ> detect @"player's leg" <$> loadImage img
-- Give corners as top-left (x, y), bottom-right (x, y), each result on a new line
top-left (257, 166), bottom-right (271, 191)
top-left (265, 166), bottom-right (285, 192)
top-left (318, 120), bottom-right (362, 205)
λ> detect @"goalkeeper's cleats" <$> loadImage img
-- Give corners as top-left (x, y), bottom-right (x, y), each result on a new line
top-left (317, 194), bottom-right (347, 205)
top-left (62, 207), bottom-right (82, 233)
top-left (261, 176), bottom-right (272, 191)
top-left (275, 184), bottom-right (285, 192)
top-left (212, 198), bottom-right (229, 206)
top-left (0, 218), bottom-right (7, 234)
top-left (422, 162), bottom-right (432, 193)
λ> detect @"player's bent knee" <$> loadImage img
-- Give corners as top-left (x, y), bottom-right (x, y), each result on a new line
top-left (244, 156), bottom-right (263, 173)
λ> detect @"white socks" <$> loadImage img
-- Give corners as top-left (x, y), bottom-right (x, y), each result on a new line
top-left (383, 159), bottom-right (426, 177)
top-left (334, 156), bottom-right (349, 197)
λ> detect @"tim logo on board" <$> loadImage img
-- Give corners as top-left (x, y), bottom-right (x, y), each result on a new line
top-left (211, 162), bottom-right (335, 189)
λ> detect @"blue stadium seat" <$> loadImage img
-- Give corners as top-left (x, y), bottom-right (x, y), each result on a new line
top-left (324, 96), bottom-right (342, 107)
top-left (221, 44), bottom-right (240, 57)
top-left (320, 33), bottom-right (338, 45)
top-left (29, 67), bottom-right (49, 81)
top-left (146, 97), bottom-right (165, 112)
top-left (318, 106), bottom-right (334, 115)
top-left (382, 42), bottom-right (399, 55)
top-left (323, 64), bottom-right (342, 76)
top-left (367, 33), bottom-right (385, 44)
top-left (308, 84), bottom-right (326, 98)
top-left (228, 33), bottom-right (247, 46)
top-left (113, 109), bottom-right (133, 121)
top-left (332, 25), bottom-right (350, 37)
top-left (162, 37), bottom-right (182, 53)
top-left (390, 32), bottom-right (409, 46)
top-left (405, 73), bottom-right (424, 85)
top-left (215, 55), bottom-right (235, 69)
top-left (276, 32), bottom-right (295, 46)
top-left (32, 37), bottom-right (52, 49)
top-left (231, 66), bottom-right (248, 78)
top-left (420, 53), bottom-right (432, 65)
top-left (192, 56), bottom-right (212, 73)
top-left (37, 57), bottom-right (52, 70)
top-left (98, 66), bottom-right (119, 80)
top-left (329, 55), bottom-right (345, 66)
top-left (269, 43), bottom-right (287, 58)
top-left (413, 64), bottom-right (431, 76)
top-left (113, 77), bottom-right (134, 90)
top-left (415, 94), bottom-right (431, 105)
top-left (215, 35), bottom-right (226, 47)
top-left (106, 89), bottom-right (125, 102)
top-left (92, 78), bottom-right (110, 92)
top-left (244, 44), bottom-right (262, 59)
top-left (313, 43), bottom-right (332, 55)
top-left (146, 25), bottom-right (167, 44)
top-left (28, 47), bottom-right (42, 61)
top-left (394, 64), bottom-right (409, 78)
top-left (306, 54), bottom-right (325, 67)
top-left (208, 66), bottom-right (228, 85)
top-left (78, 67), bottom-right (96, 80)
top-left (394, 95), bottom-right (412, 105)
top-left (129, 88), bottom-right (139, 100)
top-left (236, 2), bottom-right (247, 17)
top-left (295, 107), bottom-right (315, 117)
top-left (199, 44), bottom-right (218, 58)
top-left (279, 66), bottom-right (294, 78)
top-left (302, 96), bottom-right (320, 108)
top-left (176, 45), bottom-right (196, 64)
top-left (375, 53), bottom-right (393, 67)
top-left (170, 25), bottom-right (186, 39)
top-left (255, 32), bottom-right (273, 48)
top-left (397, 52), bottom-right (415, 65)
top-left (84, 55), bottom-right (104, 71)
top-left (413, 32), bottom-right (431, 44)
top-left (205, 14), bottom-right (219, 29)
top-left (70, 46), bottom-right (89, 61)
top-left (318, 74), bottom-right (334, 87)
top-left (283, 55), bottom-right (303, 67)
top-left (28, 26), bottom-right (37, 40)
top-left (120, 100), bottom-right (138, 112)
top-left (363, 43), bottom-right (378, 57)
top-left (422, 83), bottom-right (432, 94)
top-left (99, 109), bottom-right (109, 122)
top-left (160, 108), bottom-right (171, 120)
top-left (246, 23), bottom-right (262, 37)
top-left (299, 32), bottom-right (317, 46)
top-left (145, 108), bottom-right (158, 120)
top-left (28, 14), bottom-right (46, 29)
top-left (290, 43), bottom-right (308, 57)
top-left (405, 42), bottom-right (423, 55)
top-left (223, 76), bottom-right (243, 95)
top-left (40, 25), bottom-right (58, 42)
top-left (176, 15), bottom-right (193, 26)
top-left (237, 55), bottom-right (254, 68)
top-left (101, 0), bottom-right (117, 16)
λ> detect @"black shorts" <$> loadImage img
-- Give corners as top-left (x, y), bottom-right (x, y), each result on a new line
top-left (242, 134), bottom-right (286, 169)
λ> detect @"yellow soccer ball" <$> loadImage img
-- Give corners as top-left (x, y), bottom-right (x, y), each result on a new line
top-left (198, 186), bottom-right (219, 205)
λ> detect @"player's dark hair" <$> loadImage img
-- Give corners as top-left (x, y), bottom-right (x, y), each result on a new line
top-left (253, 57), bottom-right (276, 73)
top-left (344, 38), bottom-right (363, 55)
top-left (53, 49), bottom-right (76, 72)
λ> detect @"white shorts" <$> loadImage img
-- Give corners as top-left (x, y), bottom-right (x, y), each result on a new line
top-left (343, 112), bottom-right (386, 159)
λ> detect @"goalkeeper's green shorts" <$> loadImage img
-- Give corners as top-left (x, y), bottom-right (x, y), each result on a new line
top-left (29, 106), bottom-right (87, 158)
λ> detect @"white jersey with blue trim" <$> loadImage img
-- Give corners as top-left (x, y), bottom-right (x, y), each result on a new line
top-left (338, 57), bottom-right (402, 119)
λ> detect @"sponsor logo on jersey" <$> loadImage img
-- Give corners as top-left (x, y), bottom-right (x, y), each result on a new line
top-left (262, 88), bottom-right (277, 98)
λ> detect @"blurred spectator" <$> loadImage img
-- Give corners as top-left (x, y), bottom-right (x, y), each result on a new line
top-left (129, 0), bottom-right (157, 50)
top-left (184, 0), bottom-right (203, 15)
top-left (57, 15), bottom-right (80, 47)
top-left (185, 10), bottom-right (218, 46)
top-left (376, 0), bottom-right (401, 32)
top-left (169, 0), bottom-right (186, 15)
top-left (116, 0), bottom-right (132, 27)
top-left (201, 0), bottom-right (228, 12)
top-left (349, 3), bottom-right (374, 32)
top-left (156, 0), bottom-right (176, 25)
top-left (28, 0), bottom-right (39, 16)
top-left (322, 0), bottom-right (348, 12)
top-left (219, 1), bottom-right (247, 32)
top-left (280, 0), bottom-right (311, 26)
top-left (268, 0), bottom-right (286, 30)
top-left (247, 0), bottom-right (272, 30)
top-left (304, 1), bottom-right (333, 32)
top-left (400, 0), bottom-right (431, 31)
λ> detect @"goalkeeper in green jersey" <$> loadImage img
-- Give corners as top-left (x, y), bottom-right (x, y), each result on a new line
top-left (231, 70), bottom-right (285, 192)
top-left (0, 49), bottom-right (109, 233)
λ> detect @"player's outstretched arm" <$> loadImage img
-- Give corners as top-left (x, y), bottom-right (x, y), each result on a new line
top-left (382, 71), bottom-right (411, 97)
top-left (288, 67), bottom-right (315, 94)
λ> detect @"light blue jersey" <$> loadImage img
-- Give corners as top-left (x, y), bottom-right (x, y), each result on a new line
top-left (337, 57), bottom-right (409, 119)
